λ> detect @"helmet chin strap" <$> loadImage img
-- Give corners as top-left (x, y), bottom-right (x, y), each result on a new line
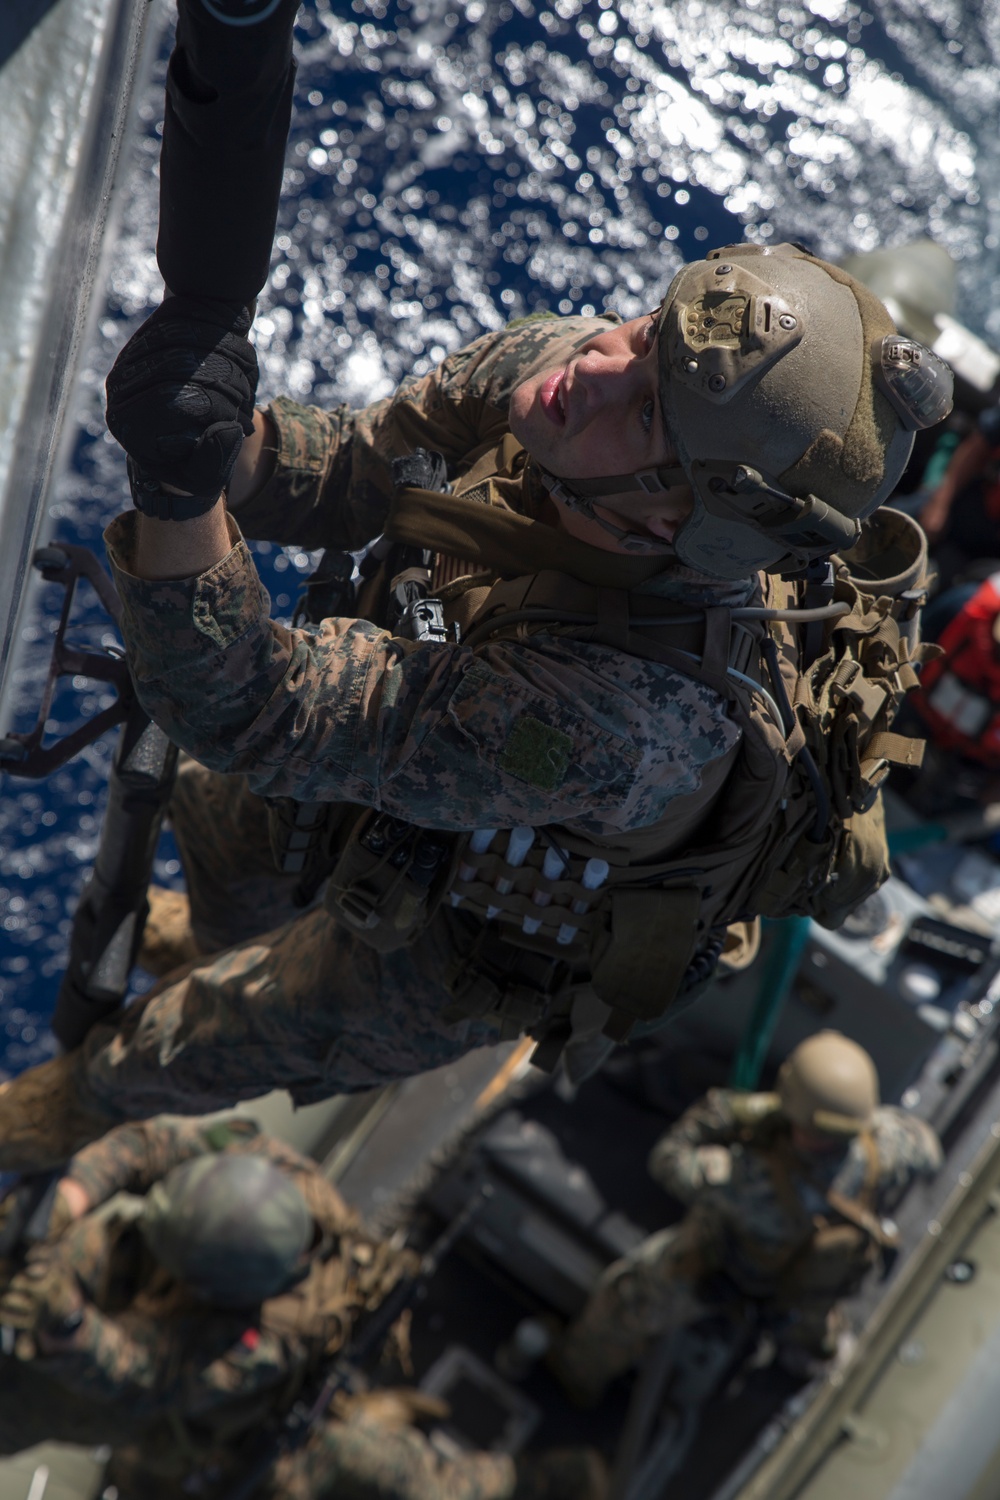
top-left (536, 461), bottom-right (689, 555)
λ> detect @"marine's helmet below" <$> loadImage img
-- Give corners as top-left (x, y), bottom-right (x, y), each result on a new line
top-left (551, 241), bottom-right (954, 578)
top-left (141, 1154), bottom-right (315, 1306)
top-left (777, 1030), bottom-right (880, 1138)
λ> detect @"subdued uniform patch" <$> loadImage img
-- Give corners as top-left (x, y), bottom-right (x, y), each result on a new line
top-left (499, 714), bottom-right (574, 790)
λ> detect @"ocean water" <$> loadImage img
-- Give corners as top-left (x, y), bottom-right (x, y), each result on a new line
top-left (0, 0), bottom-right (997, 1072)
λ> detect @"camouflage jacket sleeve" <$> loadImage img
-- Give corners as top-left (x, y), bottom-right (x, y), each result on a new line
top-left (39, 1301), bottom-right (309, 1418)
top-left (64, 1115), bottom-right (344, 1223)
top-left (39, 1305), bottom-right (171, 1408)
top-left (833, 1107), bottom-right (943, 1208)
top-left (103, 510), bottom-right (739, 833)
top-left (64, 1114), bottom-right (266, 1208)
top-left (233, 315), bottom-right (613, 551)
top-left (647, 1089), bottom-right (752, 1203)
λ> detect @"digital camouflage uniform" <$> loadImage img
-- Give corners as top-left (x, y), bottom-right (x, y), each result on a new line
top-left (63, 313), bottom-right (751, 1125)
top-left (0, 1114), bottom-right (416, 1496)
top-left (556, 1087), bottom-right (941, 1395)
top-left (267, 1409), bottom-right (518, 1500)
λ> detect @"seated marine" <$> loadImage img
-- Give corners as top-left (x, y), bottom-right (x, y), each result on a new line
top-left (0, 1113), bottom-right (599, 1499)
top-left (548, 1031), bottom-right (941, 1406)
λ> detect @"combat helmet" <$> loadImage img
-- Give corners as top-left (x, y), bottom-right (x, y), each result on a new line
top-left (549, 242), bottom-right (953, 579)
top-left (777, 1030), bottom-right (879, 1137)
top-left (141, 1154), bottom-right (314, 1306)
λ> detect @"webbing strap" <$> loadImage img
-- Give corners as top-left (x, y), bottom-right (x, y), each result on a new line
top-left (797, 1129), bottom-right (899, 1250)
top-left (865, 729), bottom-right (926, 770)
top-left (596, 587), bottom-right (630, 650)
top-left (387, 485), bottom-right (675, 588)
top-left (466, 571), bottom-right (733, 668)
top-left (859, 1127), bottom-right (880, 1200)
top-left (592, 886), bottom-right (702, 1038)
top-left (542, 462), bottom-right (688, 501)
top-left (458, 433), bottom-right (523, 489)
top-left (830, 657), bottom-right (889, 725)
top-left (863, 729), bottom-right (929, 768)
top-left (702, 605), bottom-right (732, 678)
top-left (824, 1190), bottom-right (899, 1250)
top-left (897, 660), bottom-right (921, 692)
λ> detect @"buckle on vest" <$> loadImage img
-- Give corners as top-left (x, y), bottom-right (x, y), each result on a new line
top-left (542, 476), bottom-right (574, 506)
top-left (333, 886), bottom-right (381, 930)
top-left (829, 659), bottom-right (888, 728)
top-left (856, 757), bottom-right (889, 812)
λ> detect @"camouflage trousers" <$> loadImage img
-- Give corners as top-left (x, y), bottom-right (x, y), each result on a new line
top-left (104, 1414), bottom-right (516, 1500)
top-left (555, 1224), bottom-right (708, 1400)
top-left (268, 1413), bottom-right (516, 1500)
top-left (0, 1364), bottom-right (516, 1500)
top-left (77, 761), bottom-right (500, 1120)
top-left (558, 1214), bottom-right (840, 1399)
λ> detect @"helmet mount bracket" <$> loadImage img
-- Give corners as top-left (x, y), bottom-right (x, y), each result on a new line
top-left (666, 275), bottom-right (806, 405)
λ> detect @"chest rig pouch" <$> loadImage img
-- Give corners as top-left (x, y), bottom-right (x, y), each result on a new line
top-left (325, 813), bottom-right (460, 952)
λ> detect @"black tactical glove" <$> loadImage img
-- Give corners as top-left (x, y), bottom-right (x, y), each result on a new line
top-left (105, 295), bottom-right (258, 519)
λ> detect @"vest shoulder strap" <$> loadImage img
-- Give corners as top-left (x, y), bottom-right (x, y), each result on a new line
top-left (463, 568), bottom-right (786, 735)
top-left (386, 483), bottom-right (676, 589)
top-left (823, 1130), bottom-right (899, 1248)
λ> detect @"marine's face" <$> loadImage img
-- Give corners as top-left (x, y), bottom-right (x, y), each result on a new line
top-left (509, 313), bottom-right (674, 482)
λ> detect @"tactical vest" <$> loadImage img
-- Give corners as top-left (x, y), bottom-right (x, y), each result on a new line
top-left (770, 1131), bottom-right (900, 1308)
top-left (913, 571), bottom-right (1000, 766)
top-left (269, 438), bottom-right (930, 1057)
top-left (718, 1129), bottom-right (898, 1307)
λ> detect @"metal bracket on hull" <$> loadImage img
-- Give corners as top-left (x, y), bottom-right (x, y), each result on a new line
top-left (0, 542), bottom-right (133, 778)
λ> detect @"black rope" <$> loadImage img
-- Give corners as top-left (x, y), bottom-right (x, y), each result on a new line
top-left (760, 636), bottom-right (830, 845)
